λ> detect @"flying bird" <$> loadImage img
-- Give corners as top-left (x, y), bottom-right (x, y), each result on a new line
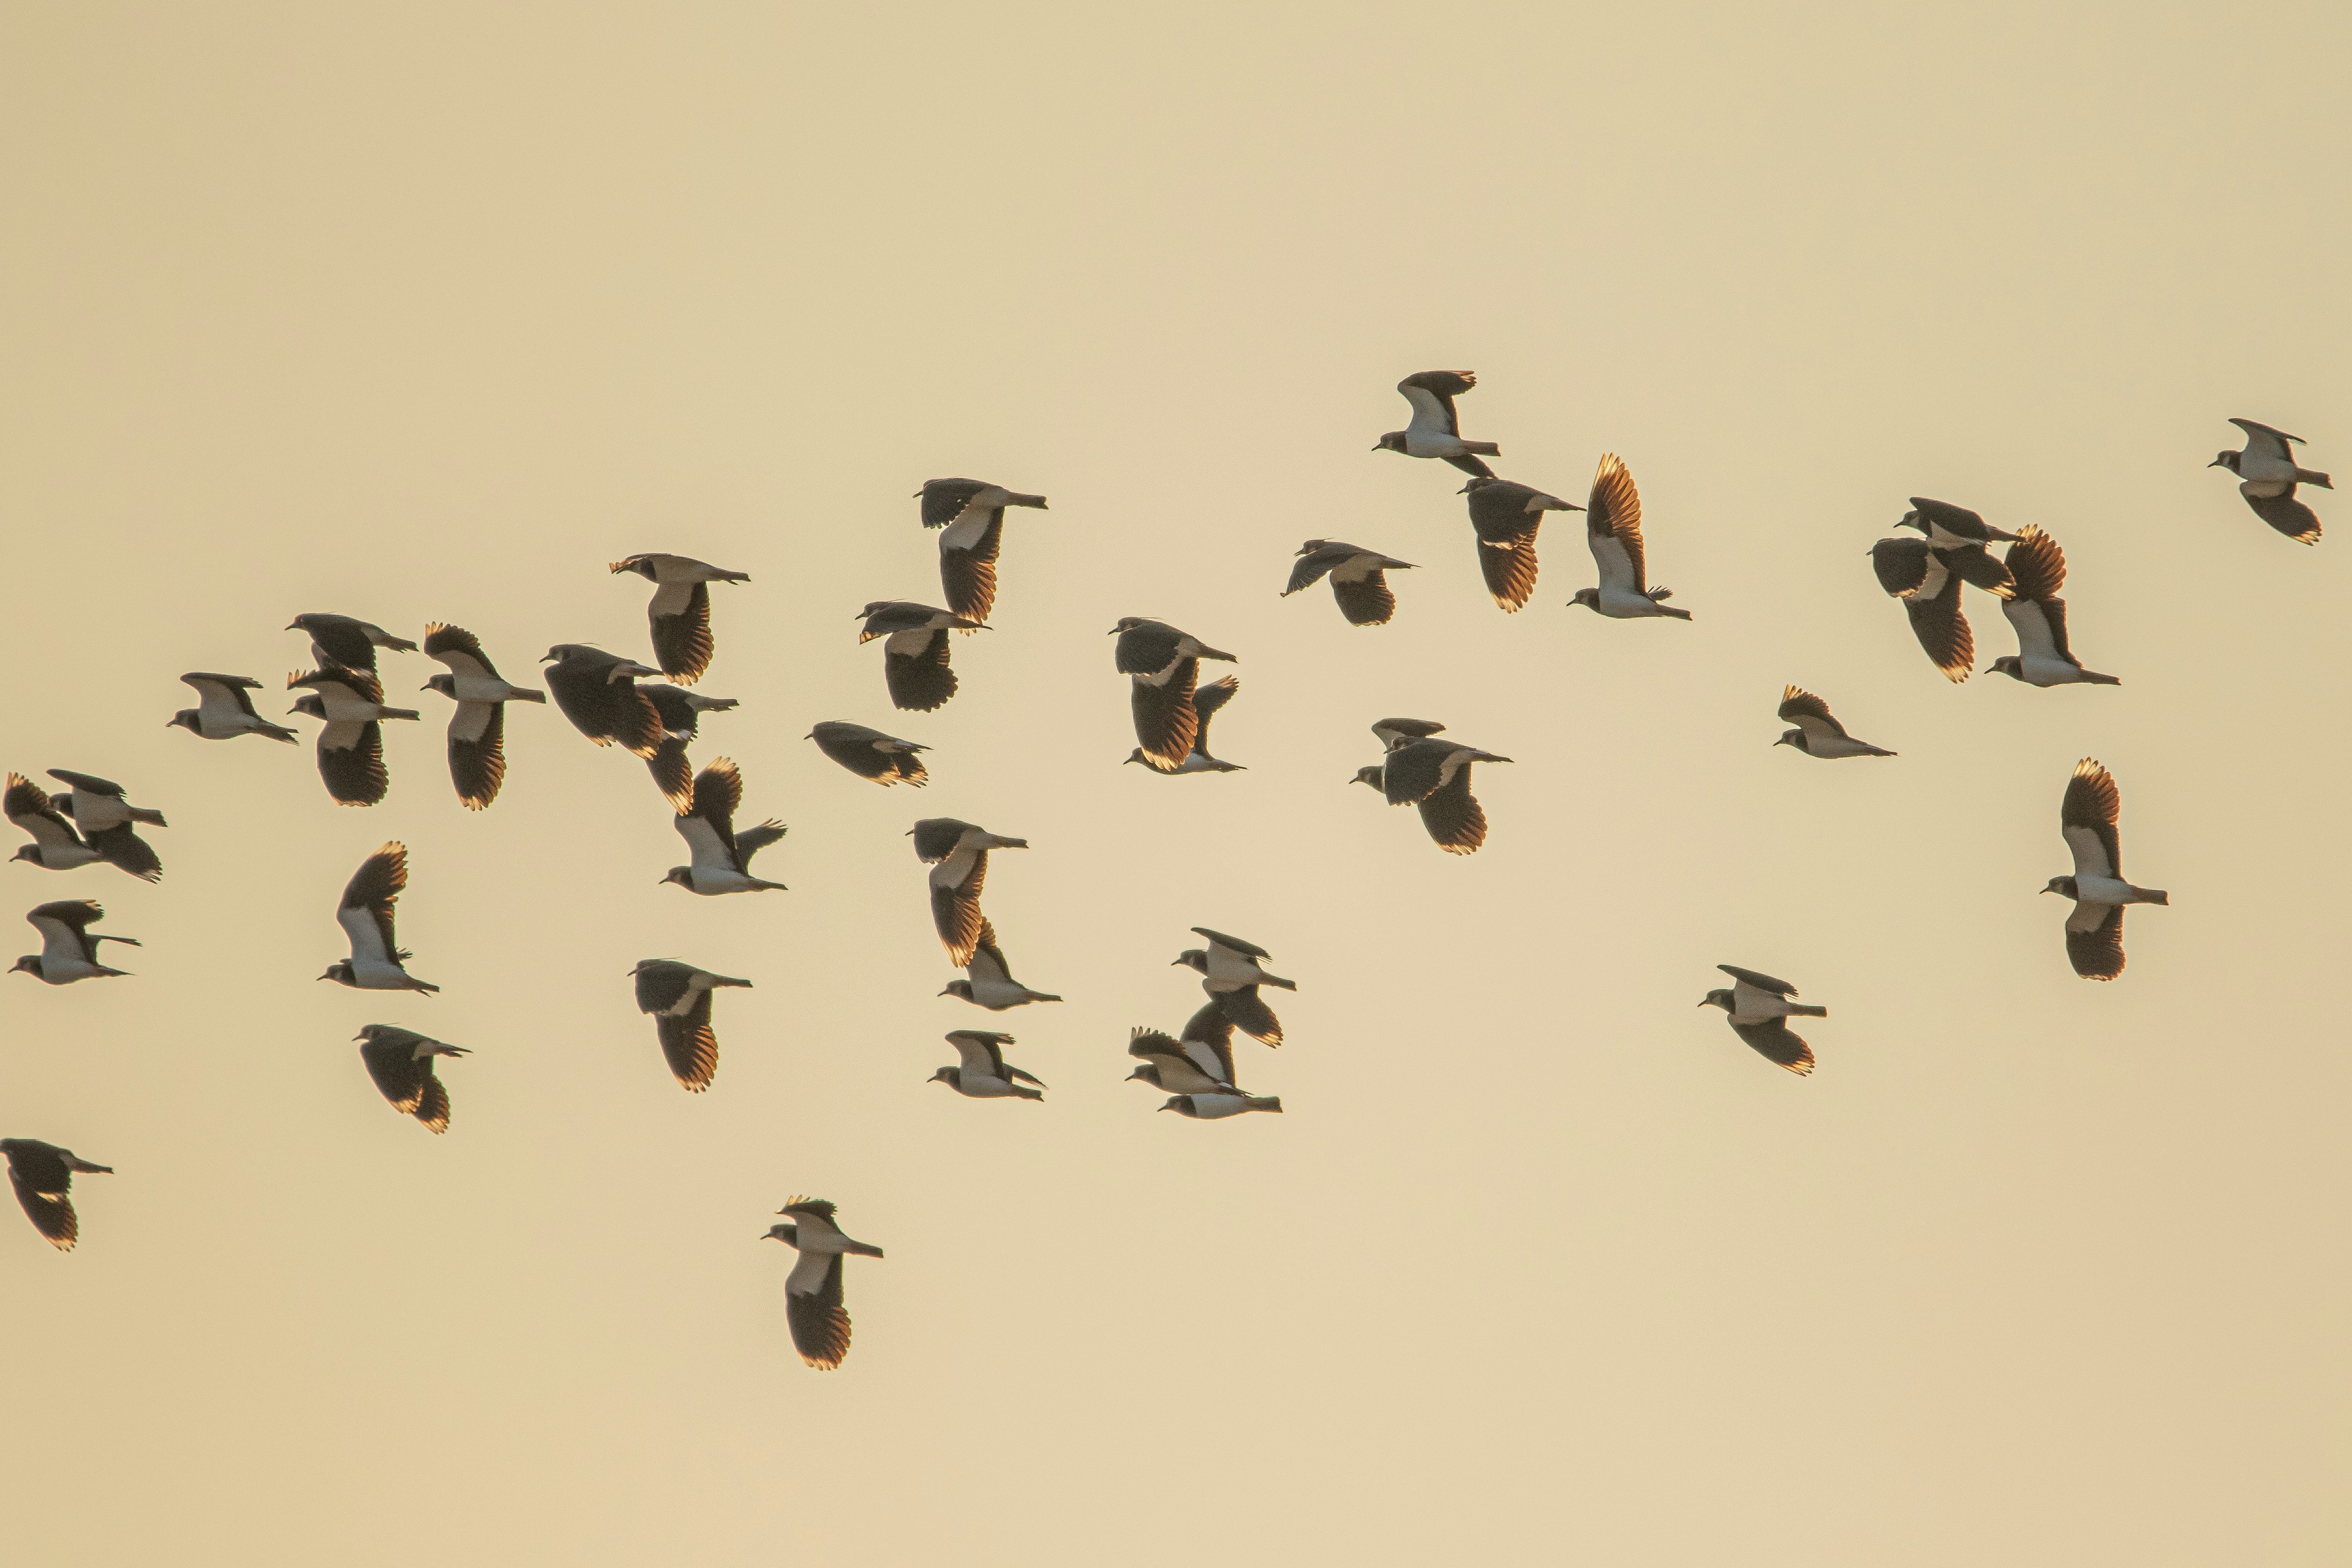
top-left (918, 479), bottom-right (1049, 623)
top-left (287, 667), bottom-right (421, 808)
top-left (856, 601), bottom-right (988, 712)
top-left (2211, 418), bottom-right (2329, 545)
top-left (1125, 1003), bottom-right (1242, 1096)
top-left (1868, 538), bottom-right (1994, 682)
top-left (941, 920), bottom-right (1062, 1009)
top-left (1371, 717), bottom-right (1446, 751)
top-left (1159, 1093), bottom-right (1283, 1118)
top-left (1361, 735), bottom-right (1513, 855)
top-left (761, 1198), bottom-right (884, 1370)
top-left (1174, 927), bottom-right (1294, 1047)
top-left (540, 645), bottom-right (679, 801)
top-left (1697, 964), bottom-right (1827, 1075)
top-left (6, 774), bottom-right (160, 881)
top-left (322, 842), bottom-right (438, 993)
top-left (2045, 758), bottom-right (2169, 981)
top-left (1374, 370), bottom-right (1499, 477)
top-left (420, 623), bottom-right (546, 810)
top-left (1569, 454), bottom-right (1690, 620)
top-left (630, 959), bottom-right (753, 1091)
top-left (352, 1026), bottom-right (469, 1134)
top-left (168, 672), bottom-right (299, 743)
top-left (806, 722), bottom-right (929, 787)
top-left (609, 554), bottom-right (750, 683)
top-left (288, 614), bottom-right (417, 674)
top-left (1112, 617), bottom-right (1237, 771)
top-left (1989, 527), bottom-right (2119, 688)
top-left (929, 1030), bottom-right (1047, 1099)
top-left (1460, 478), bottom-right (1580, 612)
top-left (1283, 539), bottom-right (1416, 625)
top-left (911, 818), bottom-right (1027, 965)
top-left (2, 1138), bottom-right (111, 1251)
top-left (1773, 687), bottom-right (1896, 758)
top-left (1895, 497), bottom-right (2021, 554)
top-left (11, 900), bottom-right (139, 984)
top-left (644, 683), bottom-right (740, 807)
top-left (663, 758), bottom-right (786, 895)
top-left (46, 769), bottom-right (165, 833)
top-left (1126, 676), bottom-right (1242, 773)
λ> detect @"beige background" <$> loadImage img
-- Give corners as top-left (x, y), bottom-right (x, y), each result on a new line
top-left (3, 3), bottom-right (2346, 1562)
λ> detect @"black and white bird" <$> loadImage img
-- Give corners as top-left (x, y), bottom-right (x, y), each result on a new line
top-left (1112, 617), bottom-right (1238, 771)
top-left (940, 919), bottom-right (1063, 1009)
top-left (1126, 1002), bottom-right (1241, 1096)
top-left (807, 722), bottom-right (929, 787)
top-left (2045, 758), bottom-right (2169, 982)
top-left (911, 817), bottom-right (1027, 965)
top-left (1868, 538), bottom-right (1997, 683)
top-left (2212, 419), bottom-right (2329, 545)
top-left (288, 667), bottom-right (421, 807)
top-left (918, 479), bottom-right (1049, 624)
top-left (1895, 497), bottom-right (2021, 556)
top-left (663, 758), bottom-right (786, 895)
top-left (12, 900), bottom-right (138, 984)
top-left (7, 774), bottom-right (160, 881)
top-left (1371, 717), bottom-right (1446, 751)
top-left (609, 554), bottom-right (751, 683)
top-left (761, 1198), bottom-right (884, 1371)
top-left (1460, 478), bottom-right (1580, 612)
top-left (929, 1030), bottom-right (1047, 1099)
top-left (1159, 1093), bottom-right (1283, 1118)
top-left (47, 769), bottom-right (166, 834)
top-left (1569, 455), bottom-right (1690, 620)
top-left (1125, 676), bottom-right (1243, 773)
top-left (1283, 539), bottom-right (1416, 625)
top-left (420, 624), bottom-right (546, 810)
top-left (321, 842), bottom-right (438, 994)
top-left (168, 672), bottom-right (299, 743)
top-left (1374, 371), bottom-right (1500, 477)
top-left (644, 683), bottom-right (741, 807)
top-left (630, 959), bottom-right (753, 1091)
top-left (1173, 927), bottom-right (1294, 1047)
top-left (288, 614), bottom-right (417, 674)
top-left (856, 601), bottom-right (988, 712)
top-left (1773, 687), bottom-right (1896, 759)
top-left (1360, 736), bottom-right (1512, 855)
top-left (540, 645), bottom-right (681, 803)
top-left (1697, 965), bottom-right (1827, 1075)
top-left (1989, 527), bottom-right (2120, 688)
top-left (352, 1026), bottom-right (469, 1134)
top-left (2, 1137), bottom-right (111, 1251)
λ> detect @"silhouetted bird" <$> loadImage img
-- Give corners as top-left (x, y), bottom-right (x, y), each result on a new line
top-left (421, 624), bottom-right (546, 810)
top-left (287, 667), bottom-right (420, 807)
top-left (857, 601), bottom-right (987, 712)
top-left (12, 900), bottom-right (138, 984)
top-left (1698, 965), bottom-right (1826, 1074)
top-left (644, 683), bottom-right (739, 807)
top-left (807, 722), bottom-right (929, 787)
top-left (940, 919), bottom-right (1061, 1010)
top-left (1126, 676), bottom-right (1242, 773)
top-left (1773, 687), bottom-right (1895, 759)
top-left (1159, 1093), bottom-right (1283, 1118)
top-left (663, 758), bottom-right (786, 895)
top-left (1174, 927), bottom-right (1294, 1047)
top-left (1362, 736), bottom-right (1512, 855)
top-left (1112, 617), bottom-right (1237, 771)
top-left (918, 479), bottom-right (1049, 622)
top-left (540, 645), bottom-right (680, 802)
top-left (1989, 528), bottom-right (2119, 688)
top-left (761, 1198), bottom-right (884, 1370)
top-left (929, 1030), bottom-right (1046, 1099)
top-left (1126, 1003), bottom-right (1242, 1096)
top-left (321, 842), bottom-right (437, 993)
top-left (1283, 539), bottom-right (1415, 625)
top-left (7, 774), bottom-right (160, 880)
top-left (2, 1137), bottom-right (111, 1250)
top-left (353, 1025), bottom-right (469, 1133)
top-left (1569, 455), bottom-right (1690, 620)
top-left (1460, 478), bottom-right (1578, 611)
top-left (609, 554), bottom-right (750, 683)
top-left (289, 614), bottom-right (417, 675)
top-left (2045, 759), bottom-right (2169, 981)
top-left (630, 959), bottom-right (752, 1091)
top-left (912, 818), bottom-right (1027, 964)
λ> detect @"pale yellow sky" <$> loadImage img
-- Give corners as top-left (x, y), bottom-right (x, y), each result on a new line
top-left (3, 4), bottom-right (2348, 1564)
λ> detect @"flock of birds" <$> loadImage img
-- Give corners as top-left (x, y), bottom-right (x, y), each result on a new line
top-left (4, 372), bottom-right (2326, 1370)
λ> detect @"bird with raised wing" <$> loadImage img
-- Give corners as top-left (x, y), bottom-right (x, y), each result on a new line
top-left (352, 1025), bottom-right (468, 1133)
top-left (2211, 418), bottom-right (2329, 545)
top-left (1773, 687), bottom-right (1896, 758)
top-left (1868, 538), bottom-right (1992, 682)
top-left (540, 645), bottom-right (680, 801)
top-left (762, 1198), bottom-right (884, 1370)
top-left (1112, 616), bottom-right (1237, 771)
top-left (911, 817), bottom-right (1027, 965)
top-left (1460, 478), bottom-right (1580, 612)
top-left (420, 623), bottom-right (546, 810)
top-left (288, 614), bottom-right (417, 674)
top-left (644, 683), bottom-right (740, 809)
top-left (11, 900), bottom-right (138, 984)
top-left (918, 478), bottom-right (1049, 623)
top-left (1374, 370), bottom-right (1500, 477)
top-left (288, 667), bottom-right (421, 807)
top-left (1371, 717), bottom-right (1446, 751)
top-left (1989, 527), bottom-right (2120, 688)
top-left (168, 672), bottom-right (299, 743)
top-left (609, 554), bottom-right (750, 683)
top-left (1698, 965), bottom-right (1826, 1075)
top-left (807, 722), bottom-right (929, 787)
top-left (1283, 539), bottom-right (1416, 626)
top-left (856, 601), bottom-right (988, 712)
top-left (321, 842), bottom-right (437, 993)
top-left (1174, 927), bottom-right (1294, 1047)
top-left (1569, 454), bottom-right (1690, 620)
top-left (1126, 1003), bottom-right (1242, 1096)
top-left (1126, 676), bottom-right (1243, 773)
top-left (8, 774), bottom-right (160, 880)
top-left (1895, 497), bottom-right (2021, 555)
top-left (630, 959), bottom-right (752, 1091)
top-left (1362, 735), bottom-right (1512, 855)
top-left (2044, 759), bottom-right (2169, 981)
top-left (929, 1030), bottom-right (1046, 1100)
top-left (940, 919), bottom-right (1062, 1009)
top-left (2, 1138), bottom-right (111, 1251)
top-left (663, 758), bottom-right (786, 895)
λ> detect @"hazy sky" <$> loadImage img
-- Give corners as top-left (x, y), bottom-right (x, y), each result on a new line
top-left (4, 4), bottom-right (2347, 1564)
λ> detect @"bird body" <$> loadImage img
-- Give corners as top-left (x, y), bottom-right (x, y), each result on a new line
top-left (1868, 537), bottom-right (2005, 682)
top-left (2212, 418), bottom-right (2328, 543)
top-left (630, 959), bottom-right (752, 1090)
top-left (1698, 966), bottom-right (1824, 1074)
top-left (287, 667), bottom-right (419, 807)
top-left (1773, 687), bottom-right (1895, 758)
top-left (665, 758), bottom-right (786, 895)
top-left (1284, 539), bottom-right (1415, 625)
top-left (12, 899), bottom-right (138, 983)
top-left (1896, 497), bottom-right (2019, 551)
top-left (1160, 1093), bottom-right (1283, 1118)
top-left (353, 1026), bottom-right (469, 1133)
top-left (763, 1198), bottom-right (883, 1370)
top-left (421, 624), bottom-right (543, 809)
top-left (2044, 759), bottom-right (2168, 981)
top-left (1570, 454), bottom-right (1690, 620)
top-left (1375, 371), bottom-right (1499, 477)
top-left (169, 672), bottom-right (299, 742)
top-left (1126, 1005), bottom-right (1242, 1095)
top-left (540, 646), bottom-right (679, 801)
top-left (610, 554), bottom-right (750, 683)
top-left (1371, 717), bottom-right (1446, 751)
top-left (46, 769), bottom-right (167, 833)
top-left (7, 774), bottom-right (160, 879)
top-left (941, 919), bottom-right (1060, 1009)
top-left (808, 721), bottom-right (929, 786)
top-left (2, 1137), bottom-right (112, 1250)
top-left (322, 842), bottom-right (438, 993)
top-left (1177, 927), bottom-right (1295, 993)
top-left (930, 1030), bottom-right (1046, 1099)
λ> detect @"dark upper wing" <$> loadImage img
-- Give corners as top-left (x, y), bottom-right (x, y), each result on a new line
top-left (2244, 489), bottom-right (2323, 543)
top-left (302, 616), bottom-right (381, 671)
top-left (1477, 533), bottom-right (1539, 611)
top-left (1381, 740), bottom-right (1447, 804)
top-left (1775, 687), bottom-right (1847, 737)
top-left (657, 988), bottom-right (718, 1090)
top-left (2065, 903), bottom-right (2127, 981)
top-left (1331, 570), bottom-right (1396, 625)
top-left (650, 581), bottom-right (715, 684)
top-left (1586, 454), bottom-right (1646, 592)
top-left (938, 511), bottom-right (1003, 623)
top-left (1179, 1000), bottom-right (1240, 1085)
top-left (1415, 767), bottom-right (1488, 854)
top-left (361, 1039), bottom-right (429, 1115)
top-left (1283, 551), bottom-right (1337, 595)
top-left (317, 722), bottom-right (390, 806)
top-left (1904, 570), bottom-right (1975, 682)
top-left (933, 859), bottom-right (988, 965)
top-left (919, 478), bottom-right (991, 529)
top-left (8, 1167), bottom-right (80, 1249)
top-left (1113, 622), bottom-right (1182, 676)
top-left (883, 631), bottom-right (959, 712)
top-left (85, 824), bottom-right (162, 882)
top-left (6, 774), bottom-right (81, 846)
top-left (1398, 370), bottom-right (1472, 436)
top-left (341, 843), bottom-right (408, 959)
top-left (422, 623), bottom-right (498, 680)
top-left (2003, 527), bottom-right (2066, 604)
top-left (1191, 676), bottom-right (1238, 751)
top-left (1129, 660), bottom-right (1200, 769)
top-left (633, 961), bottom-right (692, 1014)
top-left (2061, 759), bottom-right (2124, 880)
top-left (785, 1251), bottom-right (852, 1369)
top-left (1213, 985), bottom-right (1283, 1047)
top-left (1869, 537), bottom-right (1933, 597)
top-left (910, 818), bottom-right (971, 863)
top-left (1717, 964), bottom-right (1799, 994)
top-left (687, 758), bottom-right (745, 856)
top-left (1731, 1019), bottom-right (1815, 1074)
top-left (1938, 543), bottom-right (2016, 598)
top-left (1905, 497), bottom-right (1989, 537)
top-left (448, 701), bottom-right (507, 810)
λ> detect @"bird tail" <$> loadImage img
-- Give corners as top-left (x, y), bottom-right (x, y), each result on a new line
top-left (1248, 1096), bottom-right (1284, 1113)
top-left (1012, 1084), bottom-right (1046, 1101)
top-left (63, 1156), bottom-right (113, 1174)
top-left (1008, 492), bottom-right (1049, 510)
top-left (2297, 469), bottom-right (2332, 489)
top-left (262, 722), bottom-right (300, 743)
top-left (1197, 645), bottom-right (1239, 663)
top-left (712, 974), bottom-right (755, 989)
top-left (381, 707), bottom-right (423, 722)
top-left (1866, 745), bottom-right (1899, 757)
top-left (94, 933), bottom-right (142, 948)
top-left (93, 964), bottom-right (132, 979)
top-left (513, 687), bottom-right (548, 703)
top-left (2135, 888), bottom-right (2169, 906)
top-left (1787, 1003), bottom-right (1829, 1018)
top-left (846, 1240), bottom-right (886, 1258)
top-left (381, 635), bottom-right (421, 652)
top-left (2082, 671), bottom-right (2122, 686)
top-left (750, 878), bottom-right (789, 892)
top-left (1028, 990), bottom-right (1064, 1003)
top-left (1263, 973), bottom-right (1298, 992)
top-left (715, 568), bottom-right (753, 582)
top-left (1461, 441), bottom-right (1501, 457)
top-left (126, 807), bottom-right (168, 826)
top-left (410, 978), bottom-right (442, 995)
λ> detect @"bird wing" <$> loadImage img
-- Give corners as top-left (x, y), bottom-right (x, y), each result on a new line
top-left (1191, 927), bottom-right (1271, 961)
top-left (2000, 596), bottom-right (2060, 662)
top-left (1477, 532), bottom-right (1539, 612)
top-left (1283, 548), bottom-right (1339, 595)
top-left (964, 922), bottom-right (1014, 987)
top-left (1716, 964), bottom-right (1798, 995)
top-left (883, 630), bottom-right (959, 712)
top-left (443, 700), bottom-right (506, 810)
top-left (1112, 621), bottom-right (1182, 676)
top-left (919, 478), bottom-right (991, 529)
top-left (2230, 417), bottom-right (2302, 462)
top-left (85, 824), bottom-right (162, 883)
top-left (2061, 759), bottom-right (2123, 880)
top-left (315, 720), bottom-right (390, 805)
top-left (1869, 538), bottom-right (1932, 598)
top-left (2003, 527), bottom-right (2066, 603)
top-left (338, 843), bottom-right (408, 965)
top-left (932, 858), bottom-right (988, 966)
top-left (2064, 902), bottom-right (2127, 981)
top-left (1905, 496), bottom-right (1991, 539)
top-left (1937, 543), bottom-right (2016, 598)
top-left (1586, 454), bottom-right (1647, 593)
top-left (1191, 676), bottom-right (1238, 755)
top-left (631, 961), bottom-right (693, 1014)
top-left (2244, 489), bottom-right (2323, 543)
top-left (1380, 740), bottom-right (1448, 804)
top-left (184, 673), bottom-right (265, 723)
top-left (6, 774), bottom-right (83, 849)
top-left (1903, 569), bottom-right (1974, 682)
top-left (1129, 658), bottom-right (1200, 769)
top-left (422, 623), bottom-right (499, 681)
top-left (783, 1251), bottom-right (851, 1370)
top-left (1730, 1019), bottom-right (1815, 1074)
top-left (1179, 1000), bottom-right (1240, 1085)
top-left (1776, 686), bottom-right (1849, 742)
top-left (361, 1037), bottom-right (431, 1115)
top-left (7, 1165), bottom-right (80, 1249)
top-left (938, 511), bottom-right (1005, 624)
top-left (951, 1033), bottom-right (1008, 1076)
top-left (656, 988), bottom-right (718, 1090)
top-left (1398, 371), bottom-right (1472, 439)
top-left (28, 900), bottom-right (101, 964)
top-left (909, 818), bottom-right (970, 864)
top-left (1330, 569), bottom-right (1397, 625)
top-left (1415, 766), bottom-right (1488, 854)
top-left (649, 581), bottom-right (715, 683)
top-left (1213, 984), bottom-right (1283, 1047)
top-left (682, 758), bottom-right (744, 866)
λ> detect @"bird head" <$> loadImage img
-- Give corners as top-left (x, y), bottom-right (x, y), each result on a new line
top-left (1108, 616), bottom-right (1146, 636)
top-left (1772, 731), bottom-right (1800, 749)
top-left (318, 962), bottom-right (352, 984)
top-left (1159, 1096), bottom-right (1193, 1115)
top-left (1351, 765), bottom-right (1384, 789)
top-left (165, 710), bottom-right (198, 732)
top-left (1989, 656), bottom-right (2026, 682)
top-left (1125, 1065), bottom-right (1159, 1087)
top-left (1374, 431), bottom-right (1407, 454)
top-left (927, 1067), bottom-right (957, 1088)
top-left (2041, 876), bottom-right (2078, 899)
top-left (422, 673), bottom-right (455, 696)
top-left (1172, 949), bottom-right (1207, 974)
top-left (761, 1223), bottom-right (796, 1245)
top-left (10, 846), bottom-right (40, 866)
top-left (1894, 510), bottom-right (1926, 535)
top-left (1697, 989), bottom-right (1735, 1012)
top-left (659, 867), bottom-right (694, 891)
top-left (289, 694), bottom-right (326, 719)
top-left (2210, 451), bottom-right (2239, 472)
top-left (1568, 589), bottom-right (1601, 612)
top-left (938, 980), bottom-right (974, 1001)
top-left (854, 601), bottom-right (891, 620)
top-left (9, 956), bottom-right (39, 976)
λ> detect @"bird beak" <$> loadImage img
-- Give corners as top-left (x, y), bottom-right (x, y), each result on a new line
top-left (420, 682), bottom-right (432, 691)
top-left (2206, 457), bottom-right (2226, 468)
top-left (285, 620), bottom-right (300, 631)
top-left (1169, 957), bottom-right (1185, 966)
top-left (539, 653), bottom-right (556, 662)
top-left (1157, 1103), bottom-right (1177, 1112)
top-left (937, 985), bottom-right (954, 997)
top-left (2038, 886), bottom-right (2055, 895)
